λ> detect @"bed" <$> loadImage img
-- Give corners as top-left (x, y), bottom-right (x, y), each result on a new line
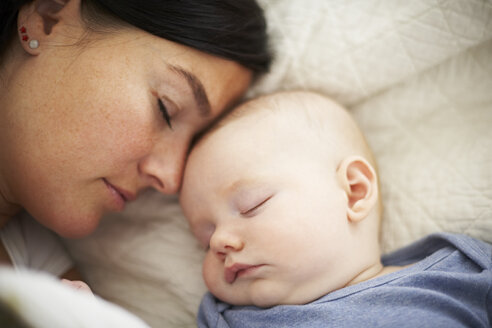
top-left (1, 0), bottom-right (491, 327)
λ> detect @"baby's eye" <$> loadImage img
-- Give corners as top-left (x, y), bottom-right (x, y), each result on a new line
top-left (240, 195), bottom-right (272, 217)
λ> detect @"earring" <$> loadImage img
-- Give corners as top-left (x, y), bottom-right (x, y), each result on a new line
top-left (19, 26), bottom-right (39, 50)
top-left (19, 26), bottom-right (29, 41)
top-left (28, 39), bottom-right (39, 49)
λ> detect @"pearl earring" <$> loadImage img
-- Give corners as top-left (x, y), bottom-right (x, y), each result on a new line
top-left (28, 39), bottom-right (39, 49)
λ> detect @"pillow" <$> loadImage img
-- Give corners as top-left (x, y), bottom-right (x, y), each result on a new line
top-left (351, 39), bottom-right (492, 252)
top-left (64, 0), bottom-right (492, 326)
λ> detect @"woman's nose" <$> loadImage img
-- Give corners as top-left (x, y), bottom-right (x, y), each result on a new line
top-left (138, 138), bottom-right (188, 194)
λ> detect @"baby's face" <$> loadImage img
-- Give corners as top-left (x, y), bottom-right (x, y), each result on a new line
top-left (180, 110), bottom-right (355, 307)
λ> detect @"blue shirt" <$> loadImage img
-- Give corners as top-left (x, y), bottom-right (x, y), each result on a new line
top-left (198, 233), bottom-right (492, 327)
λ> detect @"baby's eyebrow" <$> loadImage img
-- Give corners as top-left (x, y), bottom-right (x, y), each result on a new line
top-left (223, 179), bottom-right (274, 199)
top-left (169, 64), bottom-right (211, 117)
top-left (224, 178), bottom-right (256, 196)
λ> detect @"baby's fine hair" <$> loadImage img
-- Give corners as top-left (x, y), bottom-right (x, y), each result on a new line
top-left (198, 90), bottom-right (383, 227)
top-left (206, 90), bottom-right (376, 167)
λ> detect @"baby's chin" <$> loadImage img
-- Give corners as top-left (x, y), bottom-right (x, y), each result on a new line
top-left (211, 284), bottom-right (323, 308)
top-left (217, 294), bottom-right (319, 308)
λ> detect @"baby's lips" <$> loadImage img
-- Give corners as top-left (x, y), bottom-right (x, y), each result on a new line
top-left (224, 263), bottom-right (261, 284)
top-left (225, 272), bottom-right (236, 284)
top-left (224, 263), bottom-right (249, 284)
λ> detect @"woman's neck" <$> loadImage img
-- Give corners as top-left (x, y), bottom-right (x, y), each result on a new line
top-left (0, 45), bottom-right (24, 229)
top-left (0, 110), bottom-right (20, 229)
top-left (0, 206), bottom-right (20, 230)
top-left (0, 42), bottom-right (23, 229)
top-left (0, 185), bottom-right (21, 229)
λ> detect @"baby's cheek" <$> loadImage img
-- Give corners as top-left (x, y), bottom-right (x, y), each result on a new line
top-left (203, 253), bottom-right (225, 293)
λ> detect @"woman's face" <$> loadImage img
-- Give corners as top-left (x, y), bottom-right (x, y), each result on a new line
top-left (2, 28), bottom-right (251, 238)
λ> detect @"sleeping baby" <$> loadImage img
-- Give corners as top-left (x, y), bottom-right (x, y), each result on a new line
top-left (179, 91), bottom-right (492, 327)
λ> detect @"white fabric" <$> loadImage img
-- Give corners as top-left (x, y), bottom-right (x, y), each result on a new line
top-left (0, 267), bottom-right (151, 328)
top-left (61, 1), bottom-right (492, 327)
top-left (65, 192), bottom-right (206, 328)
top-left (0, 212), bottom-right (73, 277)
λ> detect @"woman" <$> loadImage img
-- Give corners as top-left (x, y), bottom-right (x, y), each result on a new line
top-left (0, 0), bottom-right (271, 278)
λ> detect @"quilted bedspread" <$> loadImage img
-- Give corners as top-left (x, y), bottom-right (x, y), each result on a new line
top-left (249, 0), bottom-right (492, 253)
top-left (55, 1), bottom-right (492, 327)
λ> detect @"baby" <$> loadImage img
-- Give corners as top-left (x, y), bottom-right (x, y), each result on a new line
top-left (180, 91), bottom-right (492, 327)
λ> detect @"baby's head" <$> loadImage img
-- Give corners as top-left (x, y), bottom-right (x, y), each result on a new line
top-left (180, 91), bottom-right (382, 307)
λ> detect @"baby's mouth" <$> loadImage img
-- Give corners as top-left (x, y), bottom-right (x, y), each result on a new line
top-left (224, 263), bottom-right (264, 284)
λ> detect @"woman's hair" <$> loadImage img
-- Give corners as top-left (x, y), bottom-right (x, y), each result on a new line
top-left (0, 0), bottom-right (271, 74)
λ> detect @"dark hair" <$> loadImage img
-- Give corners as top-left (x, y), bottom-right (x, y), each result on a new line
top-left (0, 0), bottom-right (271, 73)
top-left (0, 1), bottom-right (31, 62)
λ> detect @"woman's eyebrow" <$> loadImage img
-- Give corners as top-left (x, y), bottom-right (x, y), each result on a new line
top-left (169, 65), bottom-right (211, 117)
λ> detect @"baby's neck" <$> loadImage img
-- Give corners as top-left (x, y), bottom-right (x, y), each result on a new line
top-left (345, 262), bottom-right (407, 287)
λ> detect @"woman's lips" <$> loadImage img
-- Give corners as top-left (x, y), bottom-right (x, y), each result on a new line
top-left (103, 179), bottom-right (136, 210)
top-left (225, 263), bottom-right (264, 284)
top-left (112, 184), bottom-right (136, 202)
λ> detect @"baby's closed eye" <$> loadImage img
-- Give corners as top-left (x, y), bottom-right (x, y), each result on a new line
top-left (238, 194), bottom-right (273, 217)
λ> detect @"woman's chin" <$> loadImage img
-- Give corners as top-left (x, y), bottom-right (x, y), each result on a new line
top-left (50, 214), bottom-right (101, 239)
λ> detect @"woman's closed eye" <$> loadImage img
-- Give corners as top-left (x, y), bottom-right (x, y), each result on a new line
top-left (158, 98), bottom-right (172, 129)
top-left (240, 195), bottom-right (272, 217)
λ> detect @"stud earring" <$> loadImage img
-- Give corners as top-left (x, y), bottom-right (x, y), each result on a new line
top-left (19, 26), bottom-right (39, 50)
top-left (28, 39), bottom-right (39, 49)
top-left (19, 26), bottom-right (28, 41)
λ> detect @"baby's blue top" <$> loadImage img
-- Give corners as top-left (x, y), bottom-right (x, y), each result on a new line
top-left (198, 233), bottom-right (492, 327)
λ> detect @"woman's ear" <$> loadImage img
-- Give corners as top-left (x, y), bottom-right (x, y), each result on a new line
top-left (17, 0), bottom-right (82, 55)
top-left (337, 156), bottom-right (378, 223)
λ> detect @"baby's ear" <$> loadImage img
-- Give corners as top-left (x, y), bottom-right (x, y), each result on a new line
top-left (337, 156), bottom-right (378, 222)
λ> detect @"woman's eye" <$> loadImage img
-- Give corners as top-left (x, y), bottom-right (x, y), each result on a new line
top-left (158, 99), bottom-right (172, 129)
top-left (241, 196), bottom-right (272, 217)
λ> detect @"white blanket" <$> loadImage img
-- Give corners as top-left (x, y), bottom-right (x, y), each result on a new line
top-left (0, 267), bottom-right (150, 328)
top-left (6, 1), bottom-right (491, 327)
